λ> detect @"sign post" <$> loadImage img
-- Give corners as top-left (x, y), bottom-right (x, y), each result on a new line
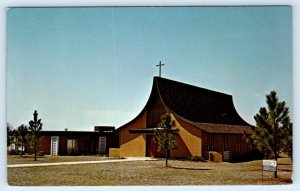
top-left (262, 160), bottom-right (277, 180)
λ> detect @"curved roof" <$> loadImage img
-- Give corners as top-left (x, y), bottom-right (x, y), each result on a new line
top-left (155, 77), bottom-right (249, 125)
top-left (119, 77), bottom-right (250, 130)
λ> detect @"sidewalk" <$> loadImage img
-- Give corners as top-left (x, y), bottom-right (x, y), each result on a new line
top-left (7, 157), bottom-right (156, 168)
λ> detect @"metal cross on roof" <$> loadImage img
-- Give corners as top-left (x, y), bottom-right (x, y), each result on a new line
top-left (156, 61), bottom-right (165, 77)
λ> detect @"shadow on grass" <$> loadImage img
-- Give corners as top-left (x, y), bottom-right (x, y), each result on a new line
top-left (278, 169), bottom-right (293, 172)
top-left (21, 155), bottom-right (45, 158)
top-left (169, 166), bottom-right (212, 171)
top-left (277, 177), bottom-right (293, 184)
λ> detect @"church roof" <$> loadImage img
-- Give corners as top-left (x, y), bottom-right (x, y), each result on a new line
top-left (173, 113), bottom-right (252, 134)
top-left (119, 76), bottom-right (252, 133)
top-left (155, 77), bottom-right (249, 126)
top-left (195, 122), bottom-right (252, 134)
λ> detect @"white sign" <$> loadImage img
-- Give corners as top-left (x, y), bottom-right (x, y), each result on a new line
top-left (263, 160), bottom-right (277, 172)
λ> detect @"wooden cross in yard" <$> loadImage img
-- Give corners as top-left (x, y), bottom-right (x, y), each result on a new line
top-left (156, 61), bottom-right (165, 77)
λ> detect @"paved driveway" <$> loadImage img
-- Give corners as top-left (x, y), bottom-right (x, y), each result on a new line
top-left (7, 157), bottom-right (156, 168)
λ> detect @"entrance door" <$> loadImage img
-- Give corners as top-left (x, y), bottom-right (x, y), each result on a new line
top-left (150, 136), bottom-right (165, 158)
top-left (51, 136), bottom-right (59, 156)
top-left (98, 136), bottom-right (106, 154)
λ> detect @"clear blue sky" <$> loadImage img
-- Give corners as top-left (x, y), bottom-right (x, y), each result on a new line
top-left (7, 6), bottom-right (292, 131)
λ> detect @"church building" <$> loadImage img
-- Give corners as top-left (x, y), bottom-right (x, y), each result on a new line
top-left (117, 77), bottom-right (253, 162)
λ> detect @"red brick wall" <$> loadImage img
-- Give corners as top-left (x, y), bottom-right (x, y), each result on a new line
top-left (26, 133), bottom-right (119, 155)
top-left (26, 136), bottom-right (51, 155)
top-left (38, 136), bottom-right (51, 154)
top-left (202, 131), bottom-right (251, 161)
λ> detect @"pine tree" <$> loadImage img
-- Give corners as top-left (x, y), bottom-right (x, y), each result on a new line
top-left (244, 91), bottom-right (292, 178)
top-left (29, 110), bottom-right (43, 161)
top-left (280, 123), bottom-right (292, 161)
top-left (7, 123), bottom-right (14, 147)
top-left (154, 113), bottom-right (179, 167)
top-left (17, 124), bottom-right (29, 157)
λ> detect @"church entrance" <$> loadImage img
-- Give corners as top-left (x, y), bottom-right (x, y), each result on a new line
top-left (146, 135), bottom-right (165, 158)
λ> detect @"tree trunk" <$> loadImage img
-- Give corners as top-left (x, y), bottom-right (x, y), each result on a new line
top-left (165, 149), bottom-right (168, 167)
top-left (273, 123), bottom-right (278, 178)
top-left (21, 141), bottom-right (23, 157)
top-left (274, 152), bottom-right (278, 178)
top-left (34, 138), bottom-right (37, 161)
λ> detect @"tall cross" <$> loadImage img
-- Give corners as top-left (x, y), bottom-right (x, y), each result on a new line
top-left (156, 61), bottom-right (165, 77)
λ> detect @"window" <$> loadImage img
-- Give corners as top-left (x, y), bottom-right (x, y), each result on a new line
top-left (208, 135), bottom-right (215, 151)
top-left (98, 136), bottom-right (106, 154)
top-left (67, 139), bottom-right (78, 155)
top-left (236, 136), bottom-right (241, 152)
top-left (224, 135), bottom-right (228, 151)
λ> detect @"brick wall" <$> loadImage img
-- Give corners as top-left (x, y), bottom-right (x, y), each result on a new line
top-left (202, 131), bottom-right (251, 161)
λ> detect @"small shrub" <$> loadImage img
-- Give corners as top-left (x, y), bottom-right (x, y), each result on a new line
top-left (175, 156), bottom-right (190, 160)
top-left (209, 153), bottom-right (215, 161)
top-left (191, 156), bottom-right (206, 162)
top-left (19, 151), bottom-right (25, 156)
top-left (8, 149), bottom-right (19, 155)
top-left (37, 151), bottom-right (44, 156)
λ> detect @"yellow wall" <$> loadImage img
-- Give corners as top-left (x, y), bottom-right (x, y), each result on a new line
top-left (109, 148), bottom-right (120, 158)
top-left (171, 113), bottom-right (202, 158)
top-left (119, 112), bottom-right (203, 158)
top-left (119, 112), bottom-right (147, 157)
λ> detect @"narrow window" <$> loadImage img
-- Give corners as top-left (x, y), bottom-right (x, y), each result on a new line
top-left (208, 135), bottom-right (215, 151)
top-left (98, 136), bottom-right (106, 154)
top-left (67, 139), bottom-right (78, 155)
top-left (224, 135), bottom-right (228, 151)
top-left (236, 136), bottom-right (241, 152)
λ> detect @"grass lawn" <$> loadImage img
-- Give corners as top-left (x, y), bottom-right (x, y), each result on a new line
top-left (7, 156), bottom-right (292, 186)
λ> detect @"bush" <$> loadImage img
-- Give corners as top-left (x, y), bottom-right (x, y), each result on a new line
top-left (175, 157), bottom-right (190, 160)
top-left (19, 151), bottom-right (25, 156)
top-left (191, 156), bottom-right (206, 162)
top-left (37, 151), bottom-right (44, 156)
top-left (7, 149), bottom-right (19, 155)
top-left (209, 153), bottom-right (215, 161)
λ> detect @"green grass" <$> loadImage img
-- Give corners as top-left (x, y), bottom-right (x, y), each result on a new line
top-left (7, 156), bottom-right (292, 186)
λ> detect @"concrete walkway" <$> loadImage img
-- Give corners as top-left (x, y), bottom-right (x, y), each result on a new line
top-left (7, 157), bottom-right (156, 168)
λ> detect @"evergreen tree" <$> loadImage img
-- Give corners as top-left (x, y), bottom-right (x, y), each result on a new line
top-left (154, 113), bottom-right (178, 167)
top-left (29, 110), bottom-right (43, 161)
top-left (17, 124), bottom-right (29, 157)
top-left (280, 123), bottom-right (292, 161)
top-left (7, 123), bottom-right (14, 147)
top-left (244, 91), bottom-right (292, 178)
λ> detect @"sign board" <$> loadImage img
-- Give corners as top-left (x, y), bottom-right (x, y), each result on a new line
top-left (263, 160), bottom-right (277, 172)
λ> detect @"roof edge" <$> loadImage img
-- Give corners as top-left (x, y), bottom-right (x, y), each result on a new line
top-left (118, 77), bottom-right (157, 129)
top-left (154, 76), bottom-right (232, 97)
top-left (172, 112), bottom-right (253, 134)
